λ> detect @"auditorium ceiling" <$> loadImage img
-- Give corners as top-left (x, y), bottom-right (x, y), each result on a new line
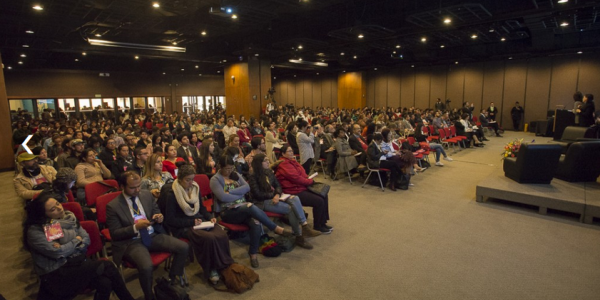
top-left (1, 0), bottom-right (599, 76)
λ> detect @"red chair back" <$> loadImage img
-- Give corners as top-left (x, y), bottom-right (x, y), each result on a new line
top-left (392, 142), bottom-right (400, 151)
top-left (85, 180), bottom-right (119, 207)
top-left (450, 126), bottom-right (457, 136)
top-left (194, 174), bottom-right (213, 212)
top-left (438, 128), bottom-right (446, 139)
top-left (96, 191), bottom-right (121, 225)
top-left (445, 127), bottom-right (453, 137)
top-left (80, 221), bottom-right (103, 257)
top-left (422, 126), bottom-right (430, 135)
top-left (407, 137), bottom-right (416, 145)
top-left (62, 202), bottom-right (85, 222)
top-left (253, 134), bottom-right (264, 138)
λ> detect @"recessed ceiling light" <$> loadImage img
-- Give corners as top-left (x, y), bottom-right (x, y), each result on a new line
top-left (298, 45), bottom-right (303, 49)
top-left (32, 5), bottom-right (43, 11)
top-left (195, 65), bottom-right (199, 68)
top-left (222, 60), bottom-right (227, 63)
top-left (443, 18), bottom-right (451, 24)
top-left (181, 69), bottom-right (184, 71)
top-left (20, 54), bottom-right (26, 57)
top-left (172, 42), bottom-right (178, 45)
top-left (7, 66), bottom-right (12, 70)
top-left (558, 0), bottom-right (568, 3)
top-left (342, 70), bottom-right (346, 73)
top-left (134, 55), bottom-right (139, 59)
top-left (18, 61), bottom-right (23, 65)
top-left (560, 21), bottom-right (569, 27)
top-left (298, 58), bottom-right (302, 61)
top-left (440, 45), bottom-right (445, 48)
top-left (577, 51), bottom-right (583, 54)
top-left (508, 57), bottom-right (513, 60)
top-left (26, 30), bottom-right (34, 34)
top-left (411, 65), bottom-right (414, 68)
top-left (471, 34), bottom-right (478, 39)
top-left (273, 77), bottom-right (276, 79)
top-left (358, 34), bottom-right (364, 39)
top-left (396, 45), bottom-right (401, 49)
top-left (95, 34), bottom-right (102, 37)
top-left (217, 71), bottom-right (221, 73)
top-left (254, 53), bottom-right (259, 56)
top-left (163, 72), bottom-right (166, 75)
top-left (421, 37), bottom-right (427, 42)
top-left (201, 31), bottom-right (207, 36)
top-left (22, 45), bottom-right (29, 48)
top-left (82, 52), bottom-right (87, 56)
top-left (226, 8), bottom-right (233, 13)
top-left (340, 52), bottom-right (345, 55)
top-left (353, 55), bottom-right (357, 59)
top-left (152, 2), bottom-right (160, 8)
top-left (316, 73), bottom-right (320, 75)
top-left (74, 59), bottom-right (79, 62)
top-left (392, 51), bottom-right (397, 54)
top-left (199, 74), bottom-right (202, 76)
top-left (374, 68), bottom-right (378, 71)
top-left (500, 37), bottom-right (506, 41)
top-left (294, 75), bottom-right (296, 77)
top-left (231, 14), bottom-right (238, 19)
top-left (489, 29), bottom-right (495, 32)
top-left (455, 61), bottom-right (459, 64)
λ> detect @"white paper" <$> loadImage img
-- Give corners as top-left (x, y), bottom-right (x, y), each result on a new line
top-left (193, 222), bottom-right (215, 230)
top-left (308, 172), bottom-right (318, 179)
top-left (354, 152), bottom-right (362, 156)
top-left (280, 193), bottom-right (291, 201)
top-left (174, 169), bottom-right (178, 176)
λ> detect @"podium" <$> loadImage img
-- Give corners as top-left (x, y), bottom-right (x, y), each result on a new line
top-left (553, 109), bottom-right (575, 140)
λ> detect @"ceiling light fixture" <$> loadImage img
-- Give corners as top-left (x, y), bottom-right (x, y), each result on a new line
top-left (231, 14), bottom-right (238, 19)
top-left (298, 45), bottom-right (303, 49)
top-left (471, 34), bottom-right (478, 39)
top-left (374, 68), bottom-right (378, 71)
top-left (455, 61), bottom-right (459, 64)
top-left (353, 55), bottom-right (357, 59)
top-left (82, 52), bottom-right (87, 56)
top-left (222, 59), bottom-right (227, 63)
top-left (95, 34), bottom-right (102, 37)
top-left (32, 5), bottom-right (43, 11)
top-left (443, 18), bottom-right (451, 24)
top-left (298, 58), bottom-right (302, 61)
top-left (294, 75), bottom-right (297, 77)
top-left (74, 59), bottom-right (79, 62)
top-left (500, 37), bottom-right (506, 41)
top-left (340, 52), bottom-right (345, 55)
top-left (317, 73), bottom-right (320, 75)
top-left (134, 55), bottom-right (139, 59)
top-left (195, 65), bottom-right (199, 68)
top-left (440, 45), bottom-right (445, 48)
top-left (163, 72), bottom-right (166, 75)
top-left (508, 57), bottom-right (513, 60)
top-left (172, 42), bottom-right (178, 45)
top-left (288, 59), bottom-right (328, 67)
top-left (560, 21), bottom-right (569, 27)
top-left (199, 74), bottom-right (202, 76)
top-left (20, 54), bottom-right (27, 57)
top-left (411, 65), bottom-right (415, 67)
top-left (396, 45), bottom-right (401, 48)
top-left (7, 66), bottom-right (12, 70)
top-left (358, 34), bottom-right (364, 39)
top-left (18, 61), bottom-right (23, 65)
top-left (201, 31), bottom-right (207, 36)
top-left (26, 30), bottom-right (34, 34)
top-left (152, 2), bottom-right (160, 8)
top-left (181, 69), bottom-right (184, 71)
top-left (489, 29), bottom-right (495, 32)
top-left (577, 51), bottom-right (582, 54)
top-left (22, 45), bottom-right (29, 48)
top-left (558, 0), bottom-right (568, 3)
top-left (88, 39), bottom-right (186, 52)
top-left (217, 71), bottom-right (221, 73)
top-left (421, 37), bottom-right (427, 42)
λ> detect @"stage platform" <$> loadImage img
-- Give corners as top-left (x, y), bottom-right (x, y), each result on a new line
top-left (476, 170), bottom-right (600, 224)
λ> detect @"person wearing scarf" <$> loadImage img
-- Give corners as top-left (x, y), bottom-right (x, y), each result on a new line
top-left (164, 164), bottom-right (233, 285)
top-left (14, 152), bottom-right (57, 201)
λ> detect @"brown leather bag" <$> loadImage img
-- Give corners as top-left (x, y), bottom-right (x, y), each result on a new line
top-left (217, 263), bottom-right (260, 293)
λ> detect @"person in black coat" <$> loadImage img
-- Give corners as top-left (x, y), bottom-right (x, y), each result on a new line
top-left (366, 134), bottom-right (404, 191)
top-left (286, 122), bottom-right (300, 155)
top-left (176, 133), bottom-right (199, 166)
top-left (578, 94), bottom-right (596, 127)
top-left (98, 138), bottom-right (118, 171)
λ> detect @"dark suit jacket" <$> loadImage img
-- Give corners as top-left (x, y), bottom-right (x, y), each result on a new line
top-left (177, 145), bottom-right (199, 164)
top-left (98, 148), bottom-right (117, 170)
top-left (366, 142), bottom-right (384, 169)
top-left (106, 190), bottom-right (165, 266)
top-left (348, 134), bottom-right (367, 153)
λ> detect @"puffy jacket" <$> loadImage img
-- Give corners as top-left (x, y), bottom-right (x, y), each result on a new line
top-left (274, 157), bottom-right (313, 195)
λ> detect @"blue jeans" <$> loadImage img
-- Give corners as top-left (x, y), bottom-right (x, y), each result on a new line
top-left (429, 143), bottom-right (447, 162)
top-left (221, 203), bottom-right (277, 255)
top-left (263, 196), bottom-right (305, 235)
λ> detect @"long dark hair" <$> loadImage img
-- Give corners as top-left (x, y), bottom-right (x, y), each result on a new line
top-left (198, 139), bottom-right (213, 169)
top-left (250, 153), bottom-right (272, 192)
top-left (22, 194), bottom-right (54, 250)
top-left (218, 154), bottom-right (239, 181)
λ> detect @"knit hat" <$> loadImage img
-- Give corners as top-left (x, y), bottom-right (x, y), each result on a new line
top-left (55, 167), bottom-right (77, 183)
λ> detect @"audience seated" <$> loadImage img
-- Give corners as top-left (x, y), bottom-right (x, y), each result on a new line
top-left (14, 152), bottom-right (57, 201)
top-left (163, 164), bottom-right (233, 285)
top-left (333, 127), bottom-right (359, 177)
top-left (162, 144), bottom-right (185, 179)
top-left (141, 154), bottom-right (173, 199)
top-left (176, 132), bottom-right (199, 167)
top-left (196, 139), bottom-right (217, 178)
top-left (245, 137), bottom-right (267, 172)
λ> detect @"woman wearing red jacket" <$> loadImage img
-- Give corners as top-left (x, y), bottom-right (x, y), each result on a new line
top-left (275, 144), bottom-right (332, 234)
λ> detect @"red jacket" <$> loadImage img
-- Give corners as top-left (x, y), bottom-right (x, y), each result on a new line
top-left (237, 128), bottom-right (252, 143)
top-left (275, 157), bottom-right (314, 195)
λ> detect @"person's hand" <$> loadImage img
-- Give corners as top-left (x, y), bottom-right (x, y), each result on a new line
top-left (272, 194), bottom-right (280, 205)
top-left (383, 150), bottom-right (389, 154)
top-left (151, 189), bottom-right (160, 198)
top-left (76, 236), bottom-right (83, 241)
top-left (194, 219), bottom-right (202, 226)
top-left (52, 242), bottom-right (60, 249)
top-left (135, 219), bottom-right (151, 230)
top-left (351, 150), bottom-right (357, 155)
top-left (210, 218), bottom-right (217, 223)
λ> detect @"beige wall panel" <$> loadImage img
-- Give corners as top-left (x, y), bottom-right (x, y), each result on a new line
top-left (463, 63), bottom-right (484, 110)
top-left (274, 81), bottom-right (285, 105)
top-left (288, 81), bottom-right (297, 106)
top-left (322, 79), bottom-right (332, 108)
top-left (400, 68), bottom-right (415, 108)
top-left (313, 80), bottom-right (322, 108)
top-left (502, 60), bottom-right (528, 129)
top-left (482, 61), bottom-right (505, 123)
top-left (0, 54), bottom-right (14, 170)
top-left (303, 80), bottom-right (313, 108)
top-left (375, 73), bottom-right (388, 109)
top-left (414, 70), bottom-right (430, 109)
top-left (366, 72), bottom-right (376, 108)
top-left (296, 80), bottom-right (305, 107)
top-left (446, 65), bottom-right (464, 109)
top-left (429, 66), bottom-right (447, 109)
top-left (387, 71), bottom-right (401, 108)
top-left (577, 55), bottom-right (600, 98)
top-left (524, 57), bottom-right (552, 125)
top-left (331, 78), bottom-right (338, 108)
top-left (549, 57), bottom-right (579, 109)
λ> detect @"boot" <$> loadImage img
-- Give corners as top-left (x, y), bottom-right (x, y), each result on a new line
top-left (389, 182), bottom-right (397, 191)
top-left (302, 224), bottom-right (322, 237)
top-left (295, 236), bottom-right (313, 250)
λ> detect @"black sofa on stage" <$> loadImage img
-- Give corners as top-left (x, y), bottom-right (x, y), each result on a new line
top-left (549, 126), bottom-right (588, 153)
top-left (554, 141), bottom-right (600, 182)
top-left (503, 143), bottom-right (563, 184)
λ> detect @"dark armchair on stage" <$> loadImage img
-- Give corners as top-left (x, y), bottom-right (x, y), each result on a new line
top-left (554, 141), bottom-right (600, 182)
top-left (503, 144), bottom-right (563, 184)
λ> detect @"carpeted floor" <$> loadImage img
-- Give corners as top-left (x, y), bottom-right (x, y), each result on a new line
top-left (1, 130), bottom-right (599, 300)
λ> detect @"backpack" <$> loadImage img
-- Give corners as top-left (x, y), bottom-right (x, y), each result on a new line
top-left (216, 263), bottom-right (260, 293)
top-left (153, 277), bottom-right (190, 300)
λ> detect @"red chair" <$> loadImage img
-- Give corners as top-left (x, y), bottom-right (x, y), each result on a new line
top-left (62, 202), bottom-right (85, 222)
top-left (362, 165), bottom-right (390, 192)
top-left (80, 220), bottom-right (106, 258)
top-left (252, 134), bottom-right (264, 138)
top-left (422, 126), bottom-right (438, 142)
top-left (85, 180), bottom-right (119, 207)
top-left (438, 127), bottom-right (460, 152)
top-left (193, 174), bottom-right (213, 212)
top-left (449, 126), bottom-right (468, 148)
top-left (96, 191), bottom-right (121, 248)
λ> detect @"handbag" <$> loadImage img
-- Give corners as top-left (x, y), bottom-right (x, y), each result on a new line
top-left (307, 182), bottom-right (330, 198)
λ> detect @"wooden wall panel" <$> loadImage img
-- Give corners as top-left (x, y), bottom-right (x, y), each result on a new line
top-left (549, 57), bottom-right (579, 109)
top-left (337, 72), bottom-right (364, 109)
top-left (366, 72), bottom-right (376, 108)
top-left (577, 55), bottom-right (600, 98)
top-left (400, 68), bottom-right (415, 108)
top-left (429, 66), bottom-right (447, 109)
top-left (322, 79), bottom-right (332, 108)
top-left (288, 81), bottom-right (297, 106)
top-left (313, 80), bottom-right (322, 108)
top-left (446, 65), bottom-right (464, 109)
top-left (331, 78), bottom-right (338, 108)
top-left (387, 71), bottom-right (401, 108)
top-left (414, 70), bottom-right (430, 109)
top-left (482, 61), bottom-right (505, 123)
top-left (224, 63), bottom-right (250, 120)
top-left (303, 80), bottom-right (313, 108)
top-left (375, 73), bottom-right (388, 109)
top-left (502, 61), bottom-right (527, 130)
top-left (0, 54), bottom-right (14, 170)
top-left (463, 63), bottom-right (484, 109)
top-left (524, 57), bottom-right (552, 126)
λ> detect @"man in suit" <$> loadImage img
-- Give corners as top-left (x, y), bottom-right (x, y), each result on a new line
top-left (434, 98), bottom-right (445, 111)
top-left (348, 124), bottom-right (367, 169)
top-left (106, 171), bottom-right (189, 300)
top-left (176, 132), bottom-right (198, 167)
top-left (479, 110), bottom-right (501, 137)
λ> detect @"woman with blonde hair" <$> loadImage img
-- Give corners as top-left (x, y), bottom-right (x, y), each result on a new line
top-left (141, 153), bottom-right (173, 199)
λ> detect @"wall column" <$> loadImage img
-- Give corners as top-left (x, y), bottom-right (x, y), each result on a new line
top-left (338, 71), bottom-right (366, 109)
top-left (0, 53), bottom-right (15, 171)
top-left (224, 57), bottom-right (271, 119)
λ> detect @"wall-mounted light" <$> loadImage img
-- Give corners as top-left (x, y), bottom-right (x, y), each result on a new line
top-left (231, 75), bottom-right (235, 83)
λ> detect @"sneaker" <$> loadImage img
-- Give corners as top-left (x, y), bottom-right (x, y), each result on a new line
top-left (295, 236), bottom-right (314, 250)
top-left (323, 224), bottom-right (333, 230)
top-left (443, 156), bottom-right (453, 161)
top-left (302, 224), bottom-right (322, 237)
top-left (315, 226), bottom-right (332, 234)
top-left (435, 161), bottom-right (444, 166)
top-left (209, 270), bottom-right (219, 285)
